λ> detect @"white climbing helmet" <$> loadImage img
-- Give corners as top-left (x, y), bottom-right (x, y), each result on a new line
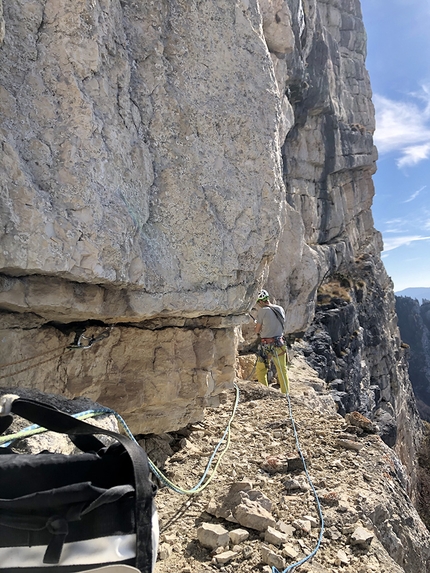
top-left (257, 289), bottom-right (270, 302)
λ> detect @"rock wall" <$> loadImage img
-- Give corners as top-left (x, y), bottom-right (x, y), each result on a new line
top-left (265, 0), bottom-right (377, 332)
top-left (294, 256), bottom-right (423, 499)
top-left (396, 296), bottom-right (430, 421)
top-left (0, 314), bottom-right (238, 434)
top-left (0, 0), bottom-right (285, 311)
top-left (0, 0), bottom-right (422, 486)
top-left (1, 0), bottom-right (287, 431)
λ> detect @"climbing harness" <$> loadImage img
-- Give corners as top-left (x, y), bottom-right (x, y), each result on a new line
top-left (259, 336), bottom-right (286, 361)
top-left (257, 337), bottom-right (289, 394)
top-left (271, 350), bottom-right (325, 573)
top-left (0, 383), bottom-right (240, 497)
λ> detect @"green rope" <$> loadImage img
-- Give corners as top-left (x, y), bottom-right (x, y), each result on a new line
top-left (0, 384), bottom-right (240, 496)
top-left (144, 383), bottom-right (240, 495)
top-left (0, 410), bottom-right (106, 446)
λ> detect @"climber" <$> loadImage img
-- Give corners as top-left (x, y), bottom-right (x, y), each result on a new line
top-left (254, 289), bottom-right (289, 395)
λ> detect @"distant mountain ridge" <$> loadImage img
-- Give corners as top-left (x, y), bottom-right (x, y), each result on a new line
top-left (395, 287), bottom-right (430, 303)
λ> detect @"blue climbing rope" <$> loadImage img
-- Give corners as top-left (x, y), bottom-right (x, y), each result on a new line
top-left (271, 354), bottom-right (325, 573)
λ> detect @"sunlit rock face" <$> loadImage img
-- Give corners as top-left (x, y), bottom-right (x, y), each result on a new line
top-left (0, 1), bottom-right (284, 313)
top-left (262, 0), bottom-right (420, 495)
top-left (0, 0), bottom-right (421, 486)
top-left (265, 0), bottom-right (378, 333)
top-left (0, 0), bottom-right (287, 430)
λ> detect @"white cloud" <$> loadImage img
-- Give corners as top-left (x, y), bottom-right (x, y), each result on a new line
top-left (384, 218), bottom-right (404, 225)
top-left (383, 218), bottom-right (407, 233)
top-left (374, 91), bottom-right (430, 168)
top-left (382, 235), bottom-right (430, 252)
top-left (402, 185), bottom-right (426, 202)
top-left (411, 84), bottom-right (430, 115)
top-left (397, 145), bottom-right (430, 168)
top-left (412, 210), bottom-right (430, 230)
top-left (381, 210), bottom-right (430, 240)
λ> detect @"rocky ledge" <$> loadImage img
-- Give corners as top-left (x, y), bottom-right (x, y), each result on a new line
top-left (2, 358), bottom-right (429, 572)
top-left (152, 362), bottom-right (430, 573)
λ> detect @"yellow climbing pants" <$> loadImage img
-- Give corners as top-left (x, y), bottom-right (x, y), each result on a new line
top-left (256, 345), bottom-right (289, 395)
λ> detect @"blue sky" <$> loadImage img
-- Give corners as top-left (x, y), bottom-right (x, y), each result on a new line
top-left (360, 0), bottom-right (430, 291)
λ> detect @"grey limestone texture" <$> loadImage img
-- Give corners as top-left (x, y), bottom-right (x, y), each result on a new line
top-left (0, 0), bottom-right (416, 470)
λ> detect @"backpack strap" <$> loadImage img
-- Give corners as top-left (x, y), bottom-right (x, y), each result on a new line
top-left (270, 306), bottom-right (285, 330)
top-left (0, 415), bottom-right (13, 436)
top-left (9, 398), bottom-right (154, 573)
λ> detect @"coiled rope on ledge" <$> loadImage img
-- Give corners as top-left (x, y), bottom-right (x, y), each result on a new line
top-left (108, 383), bottom-right (240, 495)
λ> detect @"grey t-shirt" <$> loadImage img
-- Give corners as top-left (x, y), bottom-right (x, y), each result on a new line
top-left (256, 304), bottom-right (285, 338)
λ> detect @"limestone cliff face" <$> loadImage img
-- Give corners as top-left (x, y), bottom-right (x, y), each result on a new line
top-left (1, 0), bottom-right (286, 431)
top-left (0, 0), bottom-right (284, 314)
top-left (0, 0), bottom-right (421, 486)
top-left (396, 297), bottom-right (430, 420)
top-left (265, 0), bottom-right (377, 332)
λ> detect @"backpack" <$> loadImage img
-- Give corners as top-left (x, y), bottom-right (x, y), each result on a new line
top-left (0, 394), bottom-right (158, 573)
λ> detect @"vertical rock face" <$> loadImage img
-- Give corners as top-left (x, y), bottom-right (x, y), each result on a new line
top-left (0, 0), bottom-right (283, 310)
top-left (1, 0), bottom-right (286, 430)
top-left (244, 0), bottom-right (422, 495)
top-left (265, 0), bottom-right (377, 332)
top-left (396, 297), bottom-right (430, 420)
top-left (0, 0), bottom-right (422, 486)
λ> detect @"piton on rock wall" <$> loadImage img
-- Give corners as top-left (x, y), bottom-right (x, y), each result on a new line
top-left (0, 0), bottom-right (424, 500)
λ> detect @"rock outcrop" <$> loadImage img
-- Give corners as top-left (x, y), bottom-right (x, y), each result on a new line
top-left (0, 0), bottom-right (422, 495)
top-left (396, 296), bottom-right (430, 421)
top-left (1, 0), bottom-right (287, 431)
top-left (292, 257), bottom-right (423, 499)
top-left (266, 0), bottom-right (377, 335)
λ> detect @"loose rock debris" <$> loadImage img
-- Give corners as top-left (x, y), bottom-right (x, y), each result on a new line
top-left (153, 359), bottom-right (430, 573)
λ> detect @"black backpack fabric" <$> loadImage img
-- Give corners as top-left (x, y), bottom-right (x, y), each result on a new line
top-left (0, 396), bottom-right (158, 573)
